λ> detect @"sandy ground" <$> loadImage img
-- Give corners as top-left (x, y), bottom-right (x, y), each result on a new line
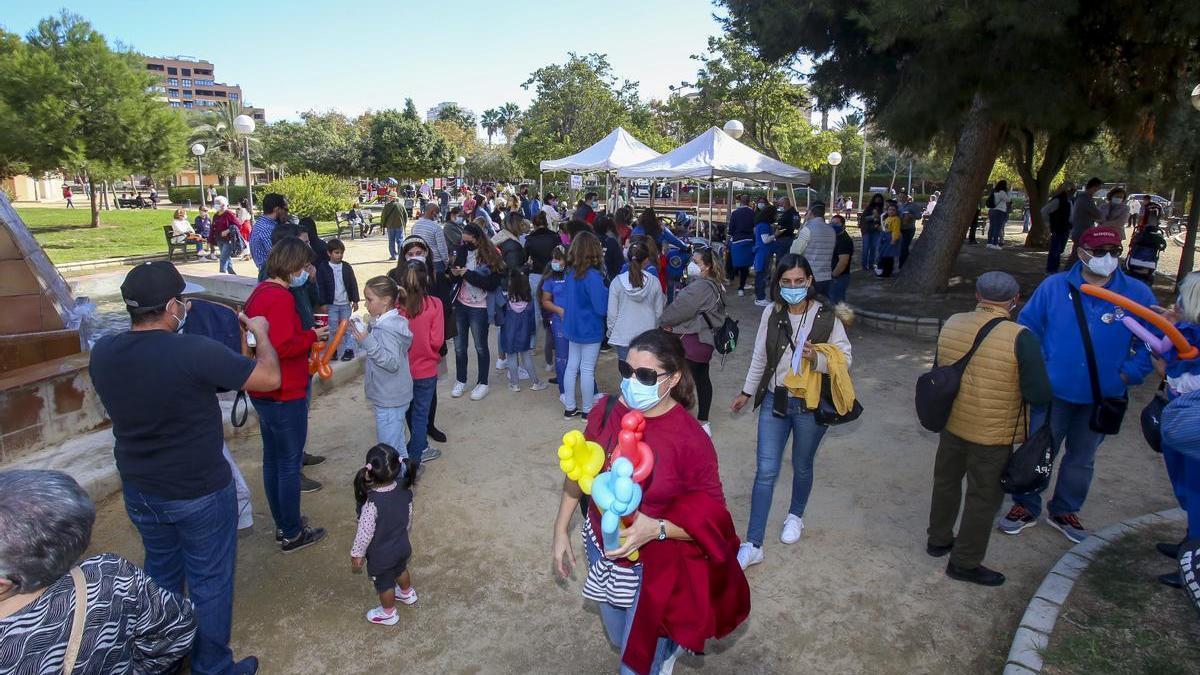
top-left (83, 247), bottom-right (1181, 673)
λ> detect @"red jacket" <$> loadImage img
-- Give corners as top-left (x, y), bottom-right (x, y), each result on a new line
top-left (399, 295), bottom-right (444, 379)
top-left (210, 210), bottom-right (240, 245)
top-left (624, 491), bottom-right (751, 674)
top-left (244, 281), bottom-right (316, 401)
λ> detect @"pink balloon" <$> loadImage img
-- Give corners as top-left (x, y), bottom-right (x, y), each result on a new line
top-left (1121, 316), bottom-right (1171, 355)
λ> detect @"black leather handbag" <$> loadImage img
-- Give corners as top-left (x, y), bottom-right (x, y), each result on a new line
top-left (1070, 287), bottom-right (1128, 435)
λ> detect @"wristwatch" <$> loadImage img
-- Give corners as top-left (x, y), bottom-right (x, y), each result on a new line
top-left (657, 519), bottom-right (667, 541)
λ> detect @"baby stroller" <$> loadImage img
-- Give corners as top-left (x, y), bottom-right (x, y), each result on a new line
top-left (1126, 220), bottom-right (1167, 284)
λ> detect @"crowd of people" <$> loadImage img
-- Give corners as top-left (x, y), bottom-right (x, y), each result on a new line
top-left (3, 176), bottom-right (1200, 674)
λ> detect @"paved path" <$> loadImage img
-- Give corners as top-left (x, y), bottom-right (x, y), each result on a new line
top-left (80, 239), bottom-right (1180, 673)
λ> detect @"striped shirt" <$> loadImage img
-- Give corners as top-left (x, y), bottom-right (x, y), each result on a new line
top-left (411, 218), bottom-right (449, 264)
top-left (581, 518), bottom-right (640, 609)
top-left (249, 215), bottom-right (276, 269)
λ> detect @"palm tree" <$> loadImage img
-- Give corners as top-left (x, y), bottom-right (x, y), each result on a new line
top-left (497, 102), bottom-right (522, 145)
top-left (481, 108), bottom-right (502, 146)
top-left (189, 101), bottom-right (259, 159)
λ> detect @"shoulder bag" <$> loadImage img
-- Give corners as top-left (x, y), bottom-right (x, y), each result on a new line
top-left (1070, 286), bottom-right (1128, 434)
top-left (700, 280), bottom-right (738, 356)
top-left (1001, 403), bottom-right (1056, 495)
top-left (914, 317), bottom-right (1007, 432)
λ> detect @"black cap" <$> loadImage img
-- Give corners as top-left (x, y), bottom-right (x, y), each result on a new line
top-left (120, 261), bottom-right (205, 310)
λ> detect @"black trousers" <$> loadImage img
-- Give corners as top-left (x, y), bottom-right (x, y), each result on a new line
top-left (688, 360), bottom-right (712, 423)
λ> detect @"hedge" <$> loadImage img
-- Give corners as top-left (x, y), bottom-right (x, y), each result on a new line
top-left (260, 172), bottom-right (357, 221)
top-left (168, 185), bottom-right (253, 206)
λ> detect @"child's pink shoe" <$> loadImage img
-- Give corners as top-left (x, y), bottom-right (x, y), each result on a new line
top-left (395, 586), bottom-right (418, 605)
top-left (366, 606), bottom-right (398, 625)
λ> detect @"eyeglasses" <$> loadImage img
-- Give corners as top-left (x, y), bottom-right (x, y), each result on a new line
top-left (618, 359), bottom-right (673, 387)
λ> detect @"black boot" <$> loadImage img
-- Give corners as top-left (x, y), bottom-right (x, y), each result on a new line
top-left (1157, 540), bottom-right (1183, 560)
top-left (1159, 571), bottom-right (1184, 589)
top-left (946, 562), bottom-right (1006, 587)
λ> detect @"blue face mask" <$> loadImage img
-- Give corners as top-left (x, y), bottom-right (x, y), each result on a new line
top-left (290, 269), bottom-right (309, 288)
top-left (620, 376), bottom-right (667, 412)
top-left (780, 286), bottom-right (809, 305)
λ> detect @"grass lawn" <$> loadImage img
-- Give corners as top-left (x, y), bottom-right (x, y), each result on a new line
top-left (14, 207), bottom-right (337, 264)
top-left (1041, 522), bottom-right (1200, 674)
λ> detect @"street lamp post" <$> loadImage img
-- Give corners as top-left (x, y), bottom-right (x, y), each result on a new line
top-left (190, 143), bottom-right (206, 208)
top-left (233, 114), bottom-right (256, 209)
top-left (456, 155), bottom-right (466, 187)
top-left (827, 151), bottom-right (843, 207)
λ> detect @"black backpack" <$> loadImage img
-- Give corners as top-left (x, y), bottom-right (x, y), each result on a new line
top-left (986, 192), bottom-right (996, 209)
top-left (914, 317), bottom-right (1006, 432)
top-left (699, 280), bottom-right (738, 355)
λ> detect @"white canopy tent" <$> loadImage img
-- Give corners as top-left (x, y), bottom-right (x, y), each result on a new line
top-left (537, 127), bottom-right (662, 210)
top-left (617, 126), bottom-right (811, 239)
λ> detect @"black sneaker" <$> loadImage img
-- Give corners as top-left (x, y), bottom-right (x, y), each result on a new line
top-left (233, 656), bottom-right (259, 674)
top-left (428, 426), bottom-right (447, 443)
top-left (341, 350), bottom-right (354, 362)
top-left (549, 377), bottom-right (559, 385)
top-left (563, 408), bottom-right (579, 419)
top-left (1157, 541), bottom-right (1183, 560)
top-left (946, 562), bottom-right (1006, 586)
top-left (300, 473), bottom-right (322, 493)
top-left (275, 515), bottom-right (309, 542)
top-left (1159, 571), bottom-right (1184, 589)
top-left (926, 540), bottom-right (954, 558)
top-left (281, 526), bottom-right (326, 553)
top-left (302, 452), bottom-right (326, 467)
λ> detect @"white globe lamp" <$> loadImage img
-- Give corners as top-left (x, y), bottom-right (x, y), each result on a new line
top-left (1191, 83), bottom-right (1200, 111)
top-left (723, 120), bottom-right (744, 139)
top-left (827, 151), bottom-right (843, 207)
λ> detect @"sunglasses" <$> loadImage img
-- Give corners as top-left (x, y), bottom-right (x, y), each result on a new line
top-left (1085, 247), bottom-right (1122, 257)
top-left (618, 359), bottom-right (673, 387)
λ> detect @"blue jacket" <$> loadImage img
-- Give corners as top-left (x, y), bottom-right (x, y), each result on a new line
top-left (1018, 263), bottom-right (1155, 404)
top-left (563, 268), bottom-right (608, 343)
top-left (631, 225), bottom-right (688, 252)
top-left (728, 206), bottom-right (755, 241)
top-left (752, 220), bottom-right (773, 272)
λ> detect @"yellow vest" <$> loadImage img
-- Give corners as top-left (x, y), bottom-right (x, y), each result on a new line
top-left (936, 305), bottom-right (1027, 445)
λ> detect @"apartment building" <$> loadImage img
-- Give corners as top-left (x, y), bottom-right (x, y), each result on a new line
top-left (144, 55), bottom-right (266, 121)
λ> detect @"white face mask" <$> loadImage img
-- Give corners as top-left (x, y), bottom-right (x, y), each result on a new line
top-left (1111, 197), bottom-right (1124, 205)
top-left (687, 261), bottom-right (702, 278)
top-left (1084, 251), bottom-right (1119, 277)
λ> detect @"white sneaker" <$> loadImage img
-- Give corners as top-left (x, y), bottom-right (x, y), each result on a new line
top-left (451, 381), bottom-right (467, 398)
top-left (495, 358), bottom-right (508, 371)
top-left (508, 384), bottom-right (521, 392)
top-left (395, 586), bottom-right (418, 605)
top-left (470, 384), bottom-right (489, 400)
top-left (780, 514), bottom-right (804, 545)
top-left (737, 289), bottom-right (745, 297)
top-left (754, 299), bottom-right (772, 307)
top-left (366, 606), bottom-right (398, 625)
top-left (737, 542), bottom-right (763, 570)
top-left (701, 422), bottom-right (712, 437)
top-left (530, 382), bottom-right (549, 391)
top-left (543, 363), bottom-right (555, 372)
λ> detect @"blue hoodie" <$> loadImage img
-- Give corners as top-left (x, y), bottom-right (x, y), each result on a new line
top-left (1018, 262), bottom-right (1155, 404)
top-left (563, 268), bottom-right (609, 343)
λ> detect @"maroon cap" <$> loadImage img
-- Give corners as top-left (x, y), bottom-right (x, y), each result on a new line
top-left (1079, 227), bottom-right (1121, 249)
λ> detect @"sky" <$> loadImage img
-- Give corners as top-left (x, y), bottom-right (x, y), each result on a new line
top-left (3, 1), bottom-right (732, 129)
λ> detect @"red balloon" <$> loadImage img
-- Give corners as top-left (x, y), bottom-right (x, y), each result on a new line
top-left (612, 439), bottom-right (655, 483)
top-left (621, 410), bottom-right (645, 433)
top-left (618, 429), bottom-right (639, 452)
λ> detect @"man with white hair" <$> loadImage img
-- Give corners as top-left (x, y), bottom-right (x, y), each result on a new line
top-left (411, 202), bottom-right (450, 274)
top-left (926, 271), bottom-right (1051, 587)
top-left (210, 195), bottom-right (241, 274)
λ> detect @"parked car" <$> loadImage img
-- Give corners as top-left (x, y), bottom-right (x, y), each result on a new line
top-left (1128, 193), bottom-right (1174, 218)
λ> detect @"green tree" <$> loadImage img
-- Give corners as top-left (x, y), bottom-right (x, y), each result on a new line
top-left (260, 172), bottom-right (356, 221)
top-left (259, 111), bottom-right (366, 177)
top-left (722, 0), bottom-right (1200, 292)
top-left (433, 103), bottom-right (476, 133)
top-left (511, 53), bottom-right (655, 176)
top-left (365, 109), bottom-right (453, 179)
top-left (402, 98), bottom-right (420, 122)
top-left (496, 102), bottom-right (522, 145)
top-left (0, 12), bottom-right (187, 226)
top-left (430, 119), bottom-right (480, 160)
top-left (203, 148), bottom-right (239, 196)
top-left (464, 146), bottom-right (524, 181)
top-left (189, 101), bottom-right (258, 160)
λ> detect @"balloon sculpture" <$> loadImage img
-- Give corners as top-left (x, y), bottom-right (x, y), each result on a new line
top-left (308, 320), bottom-right (349, 380)
top-left (1080, 284), bottom-right (1199, 360)
top-left (590, 410), bottom-right (656, 558)
top-left (558, 430), bottom-right (604, 495)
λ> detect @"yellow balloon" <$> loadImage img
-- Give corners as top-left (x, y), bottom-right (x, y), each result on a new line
top-left (556, 431), bottom-right (605, 495)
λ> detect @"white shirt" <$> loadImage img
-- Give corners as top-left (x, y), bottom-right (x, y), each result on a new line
top-left (541, 203), bottom-right (562, 224)
top-left (991, 190), bottom-right (1010, 213)
top-left (170, 219), bottom-right (195, 236)
top-left (742, 303), bottom-right (853, 397)
top-left (329, 261), bottom-right (348, 305)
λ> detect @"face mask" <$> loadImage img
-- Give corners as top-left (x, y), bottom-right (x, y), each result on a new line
top-left (551, 261), bottom-right (564, 272)
top-left (1111, 197), bottom-right (1124, 205)
top-left (406, 254), bottom-right (427, 264)
top-left (590, 200), bottom-right (598, 209)
top-left (757, 202), bottom-right (766, 209)
top-left (170, 300), bottom-right (188, 333)
top-left (687, 261), bottom-right (702, 278)
top-left (464, 242), bottom-right (477, 251)
top-left (1084, 252), bottom-right (1119, 277)
top-left (290, 269), bottom-right (309, 287)
top-left (454, 217), bottom-right (464, 224)
top-left (780, 286), bottom-right (809, 305)
top-left (620, 375), bottom-right (668, 412)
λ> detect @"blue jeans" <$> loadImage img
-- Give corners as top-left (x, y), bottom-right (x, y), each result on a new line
top-left (375, 404), bottom-right (409, 457)
top-left (754, 262), bottom-right (770, 301)
top-left (327, 303), bottom-right (356, 357)
top-left (616, 345), bottom-right (630, 362)
top-left (123, 480), bottom-right (237, 675)
top-left (1014, 399), bottom-right (1107, 518)
top-left (987, 209), bottom-right (1007, 246)
top-left (528, 273), bottom-right (543, 351)
top-left (565, 341), bottom-right (602, 413)
top-left (407, 376), bottom-right (437, 462)
top-left (1046, 231), bottom-right (1069, 273)
top-left (829, 273), bottom-right (851, 304)
top-left (584, 535), bottom-right (678, 674)
top-left (251, 396), bottom-right (308, 539)
top-left (507, 350), bottom-right (540, 387)
top-left (861, 231), bottom-right (881, 270)
top-left (746, 392), bottom-right (828, 547)
top-left (219, 240), bottom-right (236, 274)
top-left (454, 303), bottom-right (490, 386)
top-left (551, 316), bottom-right (568, 396)
top-left (387, 228), bottom-right (404, 258)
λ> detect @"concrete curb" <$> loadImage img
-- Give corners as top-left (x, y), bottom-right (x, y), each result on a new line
top-left (854, 307), bottom-right (945, 338)
top-left (1003, 507), bottom-right (1186, 673)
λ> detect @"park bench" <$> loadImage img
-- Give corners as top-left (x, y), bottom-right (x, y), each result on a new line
top-left (163, 225), bottom-right (199, 263)
top-left (335, 211), bottom-right (378, 241)
top-left (117, 198), bottom-right (147, 209)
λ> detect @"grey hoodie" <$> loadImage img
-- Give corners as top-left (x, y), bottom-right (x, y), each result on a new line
top-left (606, 270), bottom-right (665, 347)
top-left (360, 309), bottom-right (414, 408)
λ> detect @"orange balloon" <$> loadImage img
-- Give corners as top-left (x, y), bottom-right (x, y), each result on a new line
top-left (320, 320), bottom-right (350, 367)
top-left (1080, 284), bottom-right (1198, 360)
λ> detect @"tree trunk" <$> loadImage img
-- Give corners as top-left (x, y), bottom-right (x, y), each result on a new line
top-left (1015, 131), bottom-right (1073, 249)
top-left (1178, 160), bottom-right (1200, 283)
top-left (899, 95), bottom-right (1007, 293)
top-left (88, 178), bottom-right (100, 227)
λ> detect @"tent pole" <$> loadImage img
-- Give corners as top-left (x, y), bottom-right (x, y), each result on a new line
top-left (539, 172), bottom-right (543, 202)
top-left (708, 171), bottom-right (714, 241)
top-left (605, 172), bottom-right (610, 213)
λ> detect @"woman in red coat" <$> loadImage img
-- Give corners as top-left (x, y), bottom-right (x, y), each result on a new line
top-left (551, 329), bottom-right (750, 675)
